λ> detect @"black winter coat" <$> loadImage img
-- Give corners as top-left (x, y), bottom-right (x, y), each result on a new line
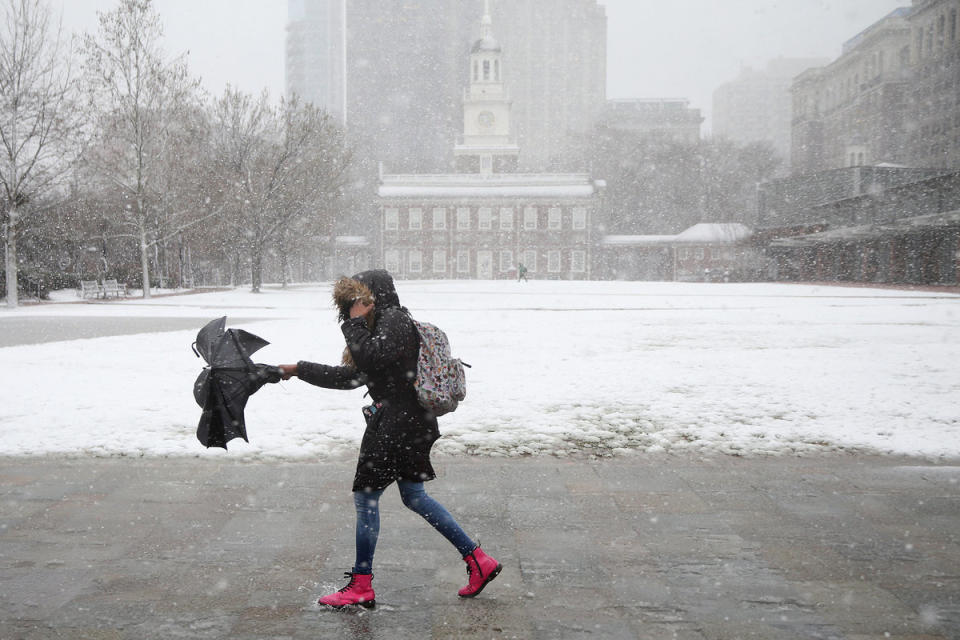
top-left (296, 270), bottom-right (439, 492)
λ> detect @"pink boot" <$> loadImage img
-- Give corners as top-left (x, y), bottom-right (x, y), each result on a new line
top-left (318, 572), bottom-right (375, 608)
top-left (458, 546), bottom-right (502, 598)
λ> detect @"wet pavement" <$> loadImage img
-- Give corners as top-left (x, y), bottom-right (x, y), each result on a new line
top-left (0, 317), bottom-right (244, 347)
top-left (0, 454), bottom-right (958, 639)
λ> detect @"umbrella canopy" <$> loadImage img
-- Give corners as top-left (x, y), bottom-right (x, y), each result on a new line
top-left (192, 316), bottom-right (280, 449)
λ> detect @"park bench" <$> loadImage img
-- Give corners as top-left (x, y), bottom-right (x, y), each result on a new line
top-left (101, 279), bottom-right (127, 298)
top-left (79, 280), bottom-right (101, 299)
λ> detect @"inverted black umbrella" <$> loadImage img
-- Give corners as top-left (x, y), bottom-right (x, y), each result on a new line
top-left (192, 316), bottom-right (281, 449)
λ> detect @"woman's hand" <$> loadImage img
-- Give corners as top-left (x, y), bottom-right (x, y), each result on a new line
top-left (277, 364), bottom-right (298, 380)
top-left (349, 299), bottom-right (374, 319)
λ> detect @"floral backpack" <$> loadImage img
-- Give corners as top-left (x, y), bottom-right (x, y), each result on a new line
top-left (411, 318), bottom-right (469, 417)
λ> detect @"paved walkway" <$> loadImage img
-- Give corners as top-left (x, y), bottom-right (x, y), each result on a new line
top-left (1, 454), bottom-right (958, 639)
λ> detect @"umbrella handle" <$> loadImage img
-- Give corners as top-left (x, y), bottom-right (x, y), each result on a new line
top-left (191, 341), bottom-right (200, 358)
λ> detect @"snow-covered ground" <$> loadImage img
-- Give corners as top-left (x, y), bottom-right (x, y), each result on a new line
top-left (1, 281), bottom-right (958, 459)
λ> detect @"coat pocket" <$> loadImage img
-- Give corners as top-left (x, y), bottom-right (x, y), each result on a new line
top-left (361, 401), bottom-right (384, 429)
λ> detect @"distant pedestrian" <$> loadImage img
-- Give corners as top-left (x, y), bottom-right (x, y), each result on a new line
top-left (517, 262), bottom-right (528, 282)
top-left (276, 269), bottom-right (501, 608)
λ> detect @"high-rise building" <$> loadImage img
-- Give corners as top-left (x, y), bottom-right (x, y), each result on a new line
top-left (907, 0), bottom-right (960, 168)
top-left (285, 0), bottom-right (345, 122)
top-left (789, 9), bottom-right (913, 174)
top-left (285, 0), bottom-right (606, 173)
top-left (712, 58), bottom-right (828, 168)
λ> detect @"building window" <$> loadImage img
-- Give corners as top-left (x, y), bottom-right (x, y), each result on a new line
top-left (409, 208), bottom-right (422, 230)
top-left (499, 207), bottom-right (514, 230)
top-left (571, 250), bottom-right (586, 273)
top-left (572, 207), bottom-right (587, 230)
top-left (494, 59), bottom-right (500, 82)
top-left (457, 249), bottom-right (470, 273)
top-left (481, 155), bottom-right (492, 172)
top-left (433, 249), bottom-right (446, 273)
top-left (473, 60), bottom-right (478, 82)
top-left (384, 249), bottom-right (400, 273)
top-left (409, 249), bottom-right (422, 273)
top-left (457, 207), bottom-right (470, 230)
top-left (547, 250), bottom-right (561, 272)
top-left (951, 9), bottom-right (958, 41)
top-left (523, 206), bottom-right (537, 230)
top-left (483, 59), bottom-right (490, 81)
top-left (433, 207), bottom-right (446, 230)
top-left (385, 208), bottom-right (399, 231)
top-left (500, 250), bottom-right (513, 272)
top-left (695, 248), bottom-right (704, 260)
top-left (478, 207), bottom-right (492, 230)
top-left (678, 247), bottom-right (689, 260)
top-left (523, 249), bottom-right (537, 272)
top-left (548, 207), bottom-right (562, 230)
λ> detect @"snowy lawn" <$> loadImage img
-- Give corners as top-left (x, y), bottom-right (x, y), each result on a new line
top-left (1, 281), bottom-right (958, 459)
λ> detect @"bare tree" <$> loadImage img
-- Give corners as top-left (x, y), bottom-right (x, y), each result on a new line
top-left (80, 0), bottom-right (199, 298)
top-left (209, 90), bottom-right (350, 292)
top-left (0, 0), bottom-right (76, 308)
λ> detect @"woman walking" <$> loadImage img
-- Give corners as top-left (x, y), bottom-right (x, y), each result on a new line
top-left (277, 270), bottom-right (500, 608)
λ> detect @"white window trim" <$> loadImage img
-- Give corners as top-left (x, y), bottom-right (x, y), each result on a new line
top-left (524, 206), bottom-right (538, 230)
top-left (500, 249), bottom-right (513, 272)
top-left (457, 207), bottom-right (470, 230)
top-left (433, 207), bottom-right (446, 230)
top-left (385, 208), bottom-right (399, 231)
top-left (523, 249), bottom-right (537, 272)
top-left (572, 207), bottom-right (587, 230)
top-left (548, 207), bottom-right (562, 230)
top-left (478, 207), bottom-right (492, 230)
top-left (409, 208), bottom-right (422, 230)
top-left (571, 250), bottom-right (586, 272)
top-left (547, 250), bottom-right (561, 272)
top-left (384, 250), bottom-right (400, 273)
top-left (499, 207), bottom-right (514, 230)
top-left (409, 249), bottom-right (422, 273)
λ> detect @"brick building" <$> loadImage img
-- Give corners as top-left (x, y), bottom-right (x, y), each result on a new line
top-left (376, 3), bottom-right (604, 280)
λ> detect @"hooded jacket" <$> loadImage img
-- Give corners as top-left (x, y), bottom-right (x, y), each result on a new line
top-left (297, 270), bottom-right (439, 491)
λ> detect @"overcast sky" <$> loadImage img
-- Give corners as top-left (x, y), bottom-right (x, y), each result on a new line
top-left (56, 0), bottom-right (908, 131)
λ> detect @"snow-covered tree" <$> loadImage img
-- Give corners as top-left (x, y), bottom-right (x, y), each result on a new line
top-left (80, 0), bottom-right (199, 298)
top-left (208, 90), bottom-right (350, 292)
top-left (0, 0), bottom-right (77, 308)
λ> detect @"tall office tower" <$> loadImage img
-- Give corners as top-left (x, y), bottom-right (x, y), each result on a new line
top-left (286, 0), bottom-right (606, 173)
top-left (713, 58), bottom-right (828, 169)
top-left (286, 0), bottom-right (345, 122)
top-left (492, 0), bottom-right (607, 171)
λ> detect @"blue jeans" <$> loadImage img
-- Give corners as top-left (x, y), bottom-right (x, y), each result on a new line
top-left (352, 481), bottom-right (476, 574)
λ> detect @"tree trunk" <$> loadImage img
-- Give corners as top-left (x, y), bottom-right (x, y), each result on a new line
top-left (138, 215), bottom-right (152, 299)
top-left (279, 234), bottom-right (289, 289)
top-left (250, 244), bottom-right (262, 293)
top-left (4, 206), bottom-right (19, 309)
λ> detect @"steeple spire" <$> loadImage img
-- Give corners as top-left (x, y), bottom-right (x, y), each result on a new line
top-left (454, 0), bottom-right (518, 175)
top-left (481, 0), bottom-right (492, 39)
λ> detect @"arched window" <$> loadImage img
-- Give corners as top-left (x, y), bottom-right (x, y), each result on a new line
top-left (483, 60), bottom-right (490, 81)
top-left (473, 60), bottom-right (478, 82)
top-left (494, 59), bottom-right (499, 81)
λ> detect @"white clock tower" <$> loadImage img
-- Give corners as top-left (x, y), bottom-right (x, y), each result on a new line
top-left (454, 0), bottom-right (519, 175)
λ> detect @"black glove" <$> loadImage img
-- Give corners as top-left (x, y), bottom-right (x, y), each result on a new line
top-left (256, 364), bottom-right (283, 384)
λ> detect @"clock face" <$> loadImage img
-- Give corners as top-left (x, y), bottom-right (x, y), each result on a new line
top-left (477, 111), bottom-right (495, 128)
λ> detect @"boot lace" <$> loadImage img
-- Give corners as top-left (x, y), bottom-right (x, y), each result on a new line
top-left (338, 572), bottom-right (358, 592)
top-left (464, 552), bottom-right (479, 577)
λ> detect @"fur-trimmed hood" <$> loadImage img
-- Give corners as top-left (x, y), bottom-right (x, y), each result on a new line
top-left (332, 269), bottom-right (404, 366)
